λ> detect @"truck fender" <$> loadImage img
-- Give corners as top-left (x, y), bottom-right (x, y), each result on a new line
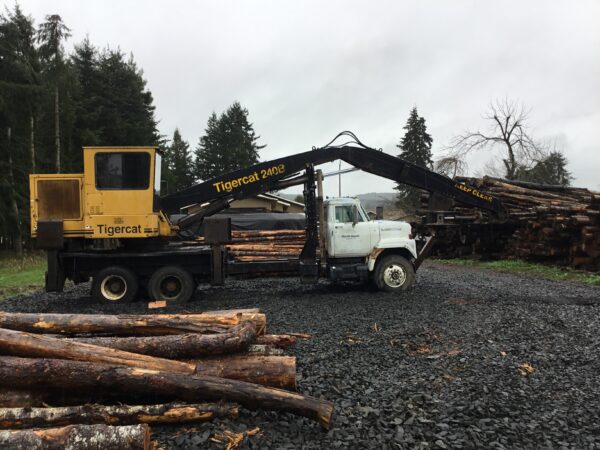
top-left (367, 244), bottom-right (418, 271)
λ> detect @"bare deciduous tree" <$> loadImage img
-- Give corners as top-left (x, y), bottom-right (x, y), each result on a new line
top-left (447, 99), bottom-right (544, 179)
top-left (435, 156), bottom-right (468, 178)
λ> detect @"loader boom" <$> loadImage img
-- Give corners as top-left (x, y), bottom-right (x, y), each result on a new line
top-left (161, 133), bottom-right (505, 229)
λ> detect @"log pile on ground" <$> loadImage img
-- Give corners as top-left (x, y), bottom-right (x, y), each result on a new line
top-left (199, 230), bottom-right (306, 262)
top-left (423, 176), bottom-right (600, 270)
top-left (0, 309), bottom-right (330, 448)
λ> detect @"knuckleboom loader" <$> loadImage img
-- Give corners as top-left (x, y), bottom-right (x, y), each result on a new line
top-left (30, 132), bottom-right (505, 302)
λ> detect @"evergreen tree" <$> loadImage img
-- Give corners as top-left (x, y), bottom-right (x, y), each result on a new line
top-left (95, 49), bottom-right (159, 146)
top-left (194, 102), bottom-right (265, 180)
top-left (0, 4), bottom-right (162, 253)
top-left (0, 5), bottom-right (41, 255)
top-left (71, 37), bottom-right (102, 157)
top-left (515, 151), bottom-right (572, 186)
top-left (37, 14), bottom-right (70, 172)
top-left (394, 107), bottom-right (433, 212)
top-left (164, 129), bottom-right (194, 193)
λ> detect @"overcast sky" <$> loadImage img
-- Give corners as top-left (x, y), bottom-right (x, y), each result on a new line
top-left (18, 0), bottom-right (600, 195)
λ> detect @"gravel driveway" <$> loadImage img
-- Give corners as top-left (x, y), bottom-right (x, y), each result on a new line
top-left (2, 261), bottom-right (600, 449)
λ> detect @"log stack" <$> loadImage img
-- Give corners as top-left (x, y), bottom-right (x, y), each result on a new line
top-left (198, 230), bottom-right (306, 262)
top-left (0, 309), bottom-right (330, 449)
top-left (227, 230), bottom-right (306, 262)
top-left (422, 176), bottom-right (600, 270)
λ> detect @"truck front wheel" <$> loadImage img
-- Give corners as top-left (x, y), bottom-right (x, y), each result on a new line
top-left (148, 266), bottom-right (195, 303)
top-left (92, 266), bottom-right (139, 302)
top-left (373, 255), bottom-right (415, 292)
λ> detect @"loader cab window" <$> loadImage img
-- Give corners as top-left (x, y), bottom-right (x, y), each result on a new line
top-left (95, 152), bottom-right (150, 190)
top-left (153, 152), bottom-right (162, 212)
top-left (154, 153), bottom-right (162, 196)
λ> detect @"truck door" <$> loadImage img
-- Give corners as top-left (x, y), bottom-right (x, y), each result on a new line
top-left (329, 204), bottom-right (373, 257)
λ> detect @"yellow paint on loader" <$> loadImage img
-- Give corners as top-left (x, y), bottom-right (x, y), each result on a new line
top-left (29, 147), bottom-right (177, 240)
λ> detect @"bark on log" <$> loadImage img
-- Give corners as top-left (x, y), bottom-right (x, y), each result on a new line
top-left (247, 344), bottom-right (284, 356)
top-left (0, 312), bottom-right (230, 336)
top-left (0, 424), bottom-right (150, 450)
top-left (256, 334), bottom-right (298, 348)
top-left (0, 388), bottom-right (45, 407)
top-left (180, 310), bottom-right (267, 334)
top-left (0, 402), bottom-right (238, 429)
top-left (189, 355), bottom-right (296, 390)
top-left (0, 328), bottom-right (196, 374)
top-left (232, 230), bottom-right (305, 238)
top-left (67, 322), bottom-right (257, 359)
top-left (0, 357), bottom-right (334, 429)
top-left (0, 310), bottom-right (266, 336)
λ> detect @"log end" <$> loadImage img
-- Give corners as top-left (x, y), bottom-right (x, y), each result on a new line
top-left (319, 402), bottom-right (335, 431)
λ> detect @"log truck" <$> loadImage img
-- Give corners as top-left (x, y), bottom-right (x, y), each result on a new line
top-left (29, 132), bottom-right (505, 302)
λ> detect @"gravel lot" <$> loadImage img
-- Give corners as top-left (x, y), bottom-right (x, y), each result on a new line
top-left (2, 261), bottom-right (600, 449)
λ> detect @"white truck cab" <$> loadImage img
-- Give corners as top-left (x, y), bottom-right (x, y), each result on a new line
top-left (323, 197), bottom-right (417, 291)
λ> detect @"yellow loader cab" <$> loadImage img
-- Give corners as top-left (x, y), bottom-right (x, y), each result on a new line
top-left (29, 147), bottom-right (214, 303)
top-left (30, 147), bottom-right (174, 242)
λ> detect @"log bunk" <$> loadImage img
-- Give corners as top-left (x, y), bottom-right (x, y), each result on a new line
top-left (0, 309), bottom-right (328, 449)
top-left (422, 176), bottom-right (600, 270)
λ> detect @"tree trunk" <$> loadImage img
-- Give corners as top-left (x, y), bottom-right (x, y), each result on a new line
top-left (0, 424), bottom-right (150, 450)
top-left (0, 402), bottom-right (238, 429)
top-left (68, 322), bottom-right (257, 358)
top-left (54, 85), bottom-right (60, 173)
top-left (191, 355), bottom-right (296, 390)
top-left (6, 127), bottom-right (23, 260)
top-left (0, 311), bottom-right (262, 336)
top-left (30, 114), bottom-right (35, 173)
top-left (0, 357), bottom-right (334, 429)
top-left (0, 328), bottom-right (196, 374)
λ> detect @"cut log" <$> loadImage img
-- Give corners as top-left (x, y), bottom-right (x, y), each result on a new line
top-left (247, 344), bottom-right (285, 356)
top-left (0, 357), bottom-right (334, 429)
top-left (68, 322), bottom-right (257, 359)
top-left (0, 310), bottom-right (266, 336)
top-left (0, 312), bottom-right (231, 336)
top-left (189, 355), bottom-right (296, 390)
top-left (191, 310), bottom-right (267, 334)
top-left (0, 402), bottom-right (238, 429)
top-left (255, 334), bottom-right (298, 348)
top-left (0, 424), bottom-right (150, 450)
top-left (232, 230), bottom-right (305, 238)
top-left (0, 388), bottom-right (45, 407)
top-left (0, 328), bottom-right (196, 374)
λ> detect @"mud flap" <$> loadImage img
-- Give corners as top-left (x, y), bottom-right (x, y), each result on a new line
top-left (45, 250), bottom-right (65, 292)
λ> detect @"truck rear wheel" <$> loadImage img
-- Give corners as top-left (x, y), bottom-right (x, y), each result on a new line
top-left (373, 255), bottom-right (415, 292)
top-left (148, 266), bottom-right (195, 303)
top-left (92, 266), bottom-right (139, 302)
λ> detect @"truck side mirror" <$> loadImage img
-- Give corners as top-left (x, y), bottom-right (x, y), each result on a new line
top-left (352, 205), bottom-right (359, 226)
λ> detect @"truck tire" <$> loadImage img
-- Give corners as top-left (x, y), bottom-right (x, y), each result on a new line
top-left (373, 255), bottom-right (415, 292)
top-left (91, 266), bottom-right (139, 302)
top-left (148, 266), bottom-right (195, 303)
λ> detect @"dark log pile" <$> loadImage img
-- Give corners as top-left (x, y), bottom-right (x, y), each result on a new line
top-left (0, 309), bottom-right (331, 447)
top-left (422, 176), bottom-right (600, 270)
